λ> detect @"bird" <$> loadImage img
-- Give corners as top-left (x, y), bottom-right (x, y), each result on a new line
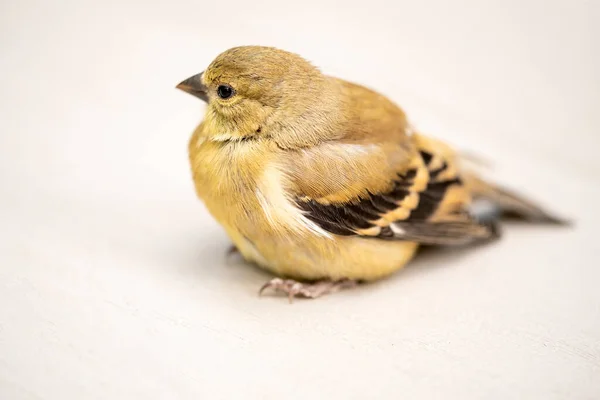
top-left (176, 46), bottom-right (568, 301)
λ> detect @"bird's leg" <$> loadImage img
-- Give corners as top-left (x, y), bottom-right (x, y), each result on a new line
top-left (259, 278), bottom-right (358, 302)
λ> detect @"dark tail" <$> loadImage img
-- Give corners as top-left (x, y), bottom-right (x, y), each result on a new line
top-left (464, 175), bottom-right (571, 226)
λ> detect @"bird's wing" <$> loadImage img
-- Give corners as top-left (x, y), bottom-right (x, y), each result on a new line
top-left (286, 134), bottom-right (497, 245)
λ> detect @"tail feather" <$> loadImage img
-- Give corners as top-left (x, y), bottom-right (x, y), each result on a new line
top-left (464, 175), bottom-right (571, 226)
top-left (413, 135), bottom-right (570, 226)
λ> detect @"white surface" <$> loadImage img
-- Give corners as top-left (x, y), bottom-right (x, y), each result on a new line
top-left (1, 0), bottom-right (599, 399)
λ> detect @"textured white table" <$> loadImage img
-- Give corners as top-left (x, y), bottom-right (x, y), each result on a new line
top-left (1, 0), bottom-right (599, 399)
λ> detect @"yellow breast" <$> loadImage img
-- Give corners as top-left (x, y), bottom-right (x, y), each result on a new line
top-left (187, 127), bottom-right (419, 281)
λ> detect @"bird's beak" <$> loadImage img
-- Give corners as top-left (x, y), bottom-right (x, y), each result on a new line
top-left (176, 72), bottom-right (209, 102)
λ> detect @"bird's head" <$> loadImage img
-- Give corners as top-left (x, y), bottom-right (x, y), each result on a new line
top-left (177, 46), bottom-right (344, 148)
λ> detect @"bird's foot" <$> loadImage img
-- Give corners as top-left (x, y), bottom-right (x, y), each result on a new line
top-left (226, 244), bottom-right (239, 256)
top-left (225, 245), bottom-right (240, 264)
top-left (259, 278), bottom-right (357, 302)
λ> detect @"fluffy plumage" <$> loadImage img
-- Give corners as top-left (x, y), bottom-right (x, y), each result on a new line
top-left (177, 46), bottom-right (567, 299)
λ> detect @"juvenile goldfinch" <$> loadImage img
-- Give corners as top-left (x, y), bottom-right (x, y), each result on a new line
top-left (177, 46), bottom-right (567, 300)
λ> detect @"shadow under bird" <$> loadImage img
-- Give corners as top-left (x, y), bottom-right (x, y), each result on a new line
top-left (176, 46), bottom-right (569, 301)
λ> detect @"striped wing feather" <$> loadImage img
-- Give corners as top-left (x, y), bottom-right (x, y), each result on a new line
top-left (296, 151), bottom-right (497, 245)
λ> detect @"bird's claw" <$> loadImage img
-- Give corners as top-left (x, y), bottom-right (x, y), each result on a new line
top-left (226, 245), bottom-right (239, 256)
top-left (259, 278), bottom-right (357, 302)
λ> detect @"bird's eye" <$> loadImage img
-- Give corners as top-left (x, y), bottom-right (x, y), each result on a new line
top-left (217, 85), bottom-right (235, 99)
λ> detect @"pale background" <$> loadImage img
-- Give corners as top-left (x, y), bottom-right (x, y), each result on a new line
top-left (1, 0), bottom-right (599, 398)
